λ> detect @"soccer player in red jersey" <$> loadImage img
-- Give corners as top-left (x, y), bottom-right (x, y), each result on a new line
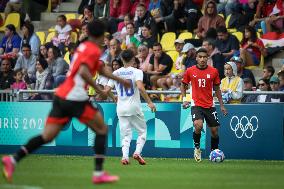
top-left (2, 20), bottom-right (131, 184)
top-left (181, 48), bottom-right (227, 162)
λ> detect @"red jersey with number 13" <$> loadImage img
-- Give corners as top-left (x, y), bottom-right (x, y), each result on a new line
top-left (56, 41), bottom-right (102, 101)
top-left (182, 65), bottom-right (220, 108)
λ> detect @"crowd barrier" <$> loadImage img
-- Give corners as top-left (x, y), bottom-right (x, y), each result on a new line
top-left (0, 102), bottom-right (283, 160)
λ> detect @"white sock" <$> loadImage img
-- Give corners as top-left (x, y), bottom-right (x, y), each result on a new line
top-left (93, 171), bottom-right (103, 177)
top-left (122, 145), bottom-right (129, 160)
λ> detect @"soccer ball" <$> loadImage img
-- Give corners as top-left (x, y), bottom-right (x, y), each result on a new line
top-left (209, 149), bottom-right (225, 163)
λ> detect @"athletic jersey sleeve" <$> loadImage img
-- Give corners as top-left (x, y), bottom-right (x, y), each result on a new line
top-left (106, 71), bottom-right (117, 88)
top-left (135, 69), bottom-right (143, 82)
top-left (182, 68), bottom-right (191, 84)
top-left (213, 68), bottom-right (221, 85)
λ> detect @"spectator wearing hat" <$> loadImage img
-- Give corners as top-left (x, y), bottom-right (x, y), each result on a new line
top-left (0, 24), bottom-right (22, 56)
top-left (231, 56), bottom-right (256, 86)
top-left (266, 76), bottom-right (283, 102)
top-left (220, 61), bottom-right (244, 104)
top-left (215, 26), bottom-right (240, 62)
top-left (182, 42), bottom-right (197, 69)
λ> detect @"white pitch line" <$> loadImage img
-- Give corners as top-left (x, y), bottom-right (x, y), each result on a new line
top-left (0, 184), bottom-right (43, 189)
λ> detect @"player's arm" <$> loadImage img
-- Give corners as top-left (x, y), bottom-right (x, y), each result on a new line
top-left (78, 64), bottom-right (107, 98)
top-left (180, 69), bottom-right (190, 109)
top-left (98, 64), bottom-right (131, 88)
top-left (136, 80), bottom-right (156, 112)
top-left (104, 85), bottom-right (117, 102)
top-left (214, 85), bottom-right (228, 116)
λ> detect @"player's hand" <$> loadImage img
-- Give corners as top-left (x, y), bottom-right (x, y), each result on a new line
top-left (182, 101), bottom-right (190, 109)
top-left (99, 90), bottom-right (108, 100)
top-left (221, 105), bottom-right (228, 116)
top-left (148, 102), bottom-right (156, 112)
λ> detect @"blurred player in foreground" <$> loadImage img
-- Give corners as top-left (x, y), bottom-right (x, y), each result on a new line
top-left (2, 20), bottom-right (131, 184)
top-left (180, 48), bottom-right (227, 162)
top-left (105, 49), bottom-right (156, 165)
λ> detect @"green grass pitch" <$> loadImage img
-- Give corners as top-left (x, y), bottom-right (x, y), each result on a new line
top-left (0, 155), bottom-right (284, 189)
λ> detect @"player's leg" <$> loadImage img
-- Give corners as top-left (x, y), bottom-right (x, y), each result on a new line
top-left (79, 102), bottom-right (118, 184)
top-left (119, 116), bottom-right (132, 164)
top-left (132, 114), bottom-right (147, 165)
top-left (204, 107), bottom-right (220, 151)
top-left (191, 106), bottom-right (204, 162)
top-left (2, 97), bottom-right (68, 183)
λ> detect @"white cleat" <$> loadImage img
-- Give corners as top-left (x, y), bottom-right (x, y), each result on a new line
top-left (194, 148), bottom-right (202, 162)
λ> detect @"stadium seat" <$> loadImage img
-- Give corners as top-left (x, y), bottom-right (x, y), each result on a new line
top-left (64, 51), bottom-right (70, 64)
top-left (232, 32), bottom-right (243, 42)
top-left (218, 13), bottom-right (224, 18)
top-left (0, 13), bottom-right (20, 32)
top-left (46, 32), bottom-right (56, 43)
top-left (166, 50), bottom-right (180, 74)
top-left (48, 27), bottom-right (55, 33)
top-left (65, 13), bottom-right (76, 21)
top-left (160, 32), bottom-right (176, 51)
top-left (70, 32), bottom-right (78, 43)
top-left (178, 32), bottom-right (193, 40)
top-left (36, 31), bottom-right (46, 45)
top-left (225, 14), bottom-right (231, 28)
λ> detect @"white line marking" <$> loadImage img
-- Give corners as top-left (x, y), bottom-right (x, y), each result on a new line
top-left (0, 184), bottom-right (43, 189)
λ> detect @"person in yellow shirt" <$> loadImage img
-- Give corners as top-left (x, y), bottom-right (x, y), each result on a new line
top-left (220, 61), bottom-right (244, 103)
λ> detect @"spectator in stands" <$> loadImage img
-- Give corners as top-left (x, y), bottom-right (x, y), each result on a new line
top-left (196, 0), bottom-right (225, 39)
top-left (46, 46), bottom-right (69, 86)
top-left (130, 0), bottom-right (150, 17)
top-left (147, 42), bottom-right (173, 89)
top-left (0, 24), bottom-right (21, 56)
top-left (137, 44), bottom-right (151, 72)
top-left (21, 22), bottom-right (40, 56)
top-left (11, 68), bottom-right (27, 90)
top-left (227, 2), bottom-right (250, 32)
top-left (78, 23), bottom-right (88, 43)
top-left (126, 42), bottom-right (138, 55)
top-left (0, 0), bottom-right (8, 12)
top-left (278, 70), bottom-right (284, 91)
top-left (220, 61), bottom-right (244, 103)
top-left (117, 14), bottom-right (133, 36)
top-left (134, 3), bottom-right (158, 39)
top-left (266, 76), bottom-right (283, 102)
top-left (231, 56), bottom-right (256, 86)
top-left (202, 38), bottom-right (225, 79)
top-left (262, 65), bottom-right (275, 80)
top-left (39, 44), bottom-right (48, 60)
top-left (256, 78), bottom-right (271, 103)
top-left (94, 0), bottom-right (110, 20)
top-left (100, 32), bottom-right (112, 63)
top-left (106, 38), bottom-right (122, 66)
top-left (14, 44), bottom-right (37, 82)
top-left (122, 23), bottom-right (141, 48)
top-left (29, 58), bottom-right (54, 100)
top-left (216, 26), bottom-right (240, 61)
top-left (81, 5), bottom-right (95, 25)
top-left (240, 25), bottom-right (266, 67)
top-left (109, 0), bottom-right (131, 34)
top-left (164, 39), bottom-right (185, 92)
top-left (78, 0), bottom-right (95, 14)
top-left (241, 77), bottom-right (255, 103)
top-left (0, 58), bottom-right (14, 90)
top-left (217, 0), bottom-right (238, 17)
top-left (140, 24), bottom-right (157, 50)
top-left (111, 58), bottom-right (123, 71)
top-left (182, 42), bottom-right (197, 69)
top-left (51, 0), bottom-right (61, 12)
top-left (4, 0), bottom-right (22, 18)
top-left (52, 15), bottom-right (72, 54)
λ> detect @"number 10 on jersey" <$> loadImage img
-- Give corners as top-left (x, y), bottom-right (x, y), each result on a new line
top-left (119, 79), bottom-right (134, 97)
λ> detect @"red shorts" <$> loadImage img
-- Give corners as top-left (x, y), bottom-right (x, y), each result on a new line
top-left (46, 96), bottom-right (98, 125)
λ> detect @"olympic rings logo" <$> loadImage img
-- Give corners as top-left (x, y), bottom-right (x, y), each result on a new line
top-left (230, 116), bottom-right (258, 139)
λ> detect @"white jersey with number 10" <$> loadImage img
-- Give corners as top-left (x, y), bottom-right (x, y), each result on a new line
top-left (107, 67), bottom-right (144, 116)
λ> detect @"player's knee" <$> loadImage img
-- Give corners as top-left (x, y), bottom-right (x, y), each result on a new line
top-left (96, 125), bottom-right (108, 135)
top-left (194, 121), bottom-right (203, 131)
top-left (42, 134), bottom-right (54, 143)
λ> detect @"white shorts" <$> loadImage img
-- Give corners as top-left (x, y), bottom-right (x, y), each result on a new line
top-left (118, 114), bottom-right (147, 136)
